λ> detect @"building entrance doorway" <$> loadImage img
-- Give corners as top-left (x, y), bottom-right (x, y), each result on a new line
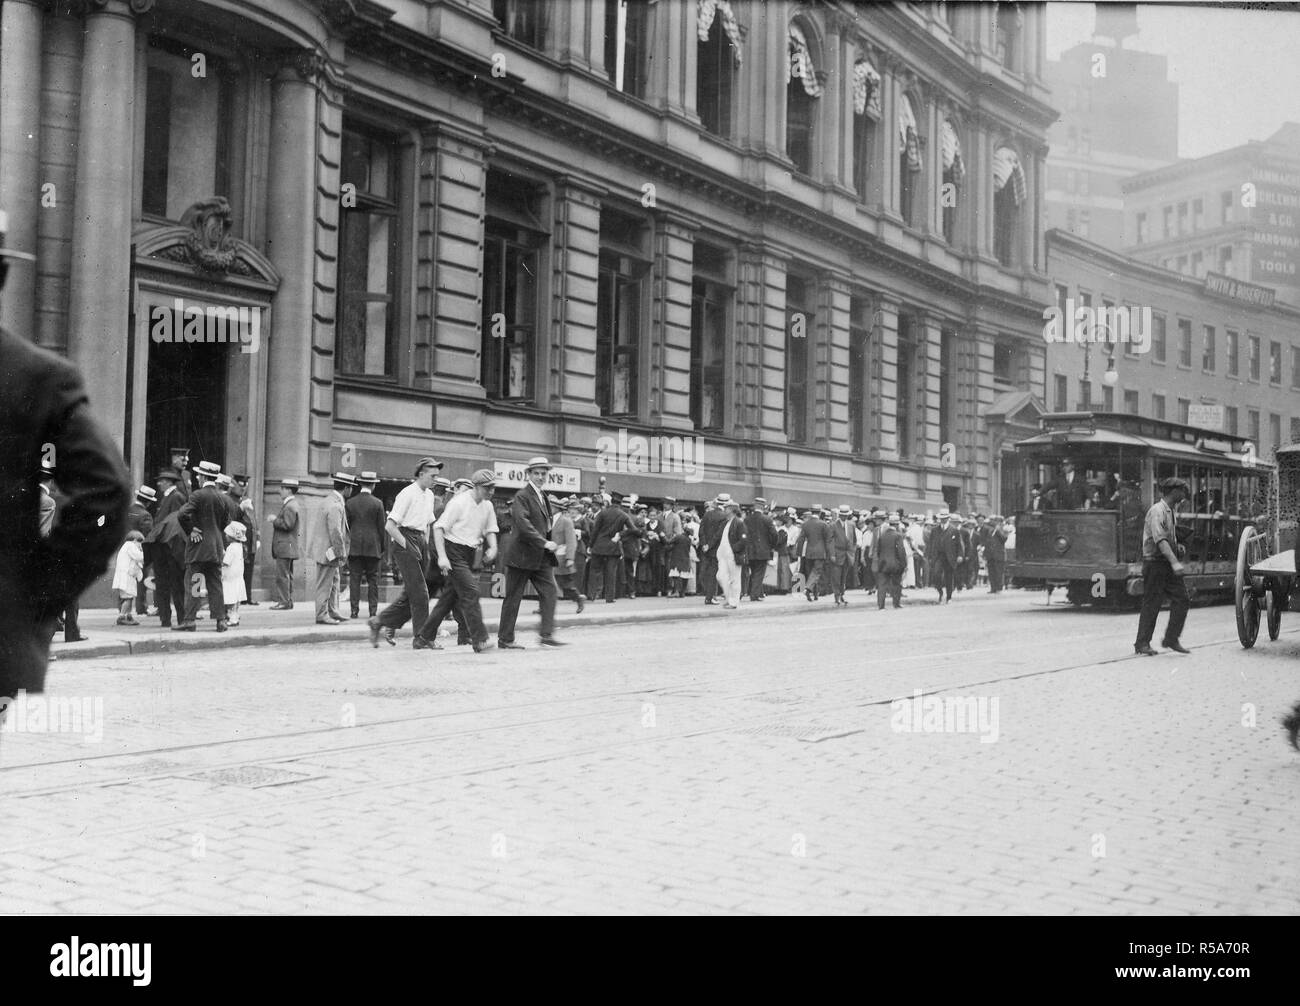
top-left (145, 336), bottom-right (227, 479)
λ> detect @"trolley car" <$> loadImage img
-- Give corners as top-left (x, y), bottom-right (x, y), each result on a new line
top-left (1233, 442), bottom-right (1300, 647)
top-left (1006, 412), bottom-right (1271, 607)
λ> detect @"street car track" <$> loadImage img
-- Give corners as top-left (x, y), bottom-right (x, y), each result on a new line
top-left (4, 617), bottom-right (1284, 856)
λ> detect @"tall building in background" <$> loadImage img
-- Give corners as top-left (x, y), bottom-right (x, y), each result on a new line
top-left (1044, 3), bottom-right (1179, 246)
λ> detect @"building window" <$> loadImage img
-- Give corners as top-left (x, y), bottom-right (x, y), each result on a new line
top-left (1178, 319), bottom-right (1192, 367)
top-left (141, 41), bottom-right (234, 220)
top-left (1248, 408), bottom-right (1260, 444)
top-left (1078, 378), bottom-right (1091, 411)
top-left (1291, 417), bottom-right (1300, 444)
top-left (786, 24), bottom-right (821, 176)
top-left (1192, 197), bottom-right (1204, 231)
top-left (605, 0), bottom-right (651, 98)
top-left (1162, 205), bottom-right (1173, 238)
top-left (993, 341), bottom-right (1014, 384)
top-left (1219, 245), bottom-right (1233, 276)
top-left (690, 243), bottom-right (731, 431)
top-left (1270, 340), bottom-right (1282, 384)
top-left (1176, 255), bottom-right (1188, 274)
top-left (1152, 393), bottom-right (1165, 420)
top-left (1221, 189), bottom-right (1233, 224)
top-left (1152, 313), bottom-right (1166, 363)
top-left (852, 57), bottom-right (881, 201)
top-left (1178, 398), bottom-right (1190, 425)
top-left (1176, 202), bottom-right (1188, 235)
top-left (481, 169), bottom-right (546, 401)
top-left (941, 118), bottom-right (964, 243)
top-left (1054, 374), bottom-right (1067, 412)
top-left (336, 123), bottom-right (400, 378)
top-left (1135, 212), bottom-right (1147, 244)
top-left (1292, 347), bottom-right (1300, 388)
top-left (1202, 325), bottom-right (1215, 372)
top-left (897, 315), bottom-right (917, 459)
top-left (995, 2), bottom-right (1022, 72)
top-left (898, 94), bottom-right (922, 227)
top-left (785, 274), bottom-right (814, 444)
top-left (494, 0), bottom-right (547, 49)
top-left (1103, 385), bottom-right (1114, 411)
top-left (1270, 413), bottom-right (1282, 452)
top-left (1079, 210), bottom-right (1091, 239)
top-left (993, 147), bottom-right (1024, 267)
top-left (1226, 329), bottom-right (1239, 376)
top-left (697, 2), bottom-right (740, 137)
top-left (1191, 251), bottom-right (1203, 277)
top-left (1080, 129), bottom-right (1091, 156)
top-left (1067, 127), bottom-right (1077, 155)
top-left (597, 210), bottom-right (649, 417)
top-left (1079, 171), bottom-right (1090, 197)
top-left (1248, 334), bottom-right (1261, 381)
top-left (1225, 405), bottom-right (1238, 434)
top-left (850, 298), bottom-right (874, 453)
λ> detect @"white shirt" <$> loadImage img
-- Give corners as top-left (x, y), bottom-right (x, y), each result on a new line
top-left (389, 482), bottom-right (436, 531)
top-left (435, 490), bottom-right (499, 547)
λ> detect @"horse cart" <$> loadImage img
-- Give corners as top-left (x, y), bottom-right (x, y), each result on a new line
top-left (1235, 444), bottom-right (1300, 648)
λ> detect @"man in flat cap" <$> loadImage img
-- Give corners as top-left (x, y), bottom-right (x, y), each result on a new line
top-left (371, 457), bottom-right (442, 646)
top-left (1134, 477), bottom-right (1192, 656)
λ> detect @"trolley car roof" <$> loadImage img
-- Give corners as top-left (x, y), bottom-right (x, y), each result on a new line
top-left (1015, 426), bottom-right (1270, 469)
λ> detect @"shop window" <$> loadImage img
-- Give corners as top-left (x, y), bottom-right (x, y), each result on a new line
top-left (336, 123), bottom-right (400, 377)
top-left (141, 41), bottom-right (233, 221)
top-left (785, 274), bottom-right (813, 444)
top-left (697, 2), bottom-right (740, 137)
top-left (494, 0), bottom-right (548, 49)
top-left (481, 169), bottom-right (547, 402)
top-left (690, 243), bottom-right (731, 430)
top-left (606, 0), bottom-right (651, 98)
top-left (597, 211), bottom-right (648, 418)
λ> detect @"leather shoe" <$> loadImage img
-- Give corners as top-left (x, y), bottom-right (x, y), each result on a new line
top-left (367, 616), bottom-right (382, 648)
top-left (473, 641), bottom-right (495, 653)
top-left (412, 636), bottom-right (441, 650)
top-left (538, 637), bottom-right (566, 647)
top-left (498, 641), bottom-right (526, 650)
top-left (1134, 644), bottom-right (1159, 656)
top-left (330, 612), bottom-right (351, 620)
top-left (172, 624), bottom-right (196, 632)
top-left (315, 618), bottom-right (343, 625)
top-left (269, 603), bottom-right (292, 610)
top-left (576, 594), bottom-right (586, 614)
top-left (1162, 639), bottom-right (1190, 654)
top-left (215, 621), bottom-right (229, 633)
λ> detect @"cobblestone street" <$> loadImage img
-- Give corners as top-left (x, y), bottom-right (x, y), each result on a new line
top-left (3, 590), bottom-right (1298, 914)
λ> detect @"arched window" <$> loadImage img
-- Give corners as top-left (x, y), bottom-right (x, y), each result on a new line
top-left (852, 56), bottom-right (881, 200)
top-left (786, 23), bottom-right (822, 175)
top-left (993, 146), bottom-right (1026, 266)
top-left (940, 118), bottom-right (965, 243)
top-left (898, 93), bottom-right (921, 227)
top-left (697, 0), bottom-right (743, 137)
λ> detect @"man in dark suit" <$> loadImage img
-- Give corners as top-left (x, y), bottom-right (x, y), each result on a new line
top-left (619, 497), bottom-right (644, 598)
top-left (1027, 484), bottom-right (1045, 512)
top-left (0, 217), bottom-right (130, 691)
top-left (229, 474), bottom-right (259, 605)
top-left (1047, 460), bottom-right (1089, 509)
top-left (128, 486), bottom-right (156, 616)
top-left (871, 513), bottom-right (909, 609)
top-left (743, 497), bottom-right (778, 602)
top-left (269, 478), bottom-right (301, 609)
top-left (800, 506), bottom-right (833, 602)
top-left (145, 470), bottom-right (186, 626)
top-left (175, 461), bottom-right (230, 632)
top-left (828, 504), bottom-right (858, 606)
top-left (981, 516), bottom-right (1007, 593)
top-left (345, 471), bottom-right (387, 619)
top-left (588, 492), bottom-right (632, 604)
top-left (697, 499), bottom-right (728, 606)
top-left (930, 510), bottom-right (966, 604)
top-left (497, 457), bottom-right (565, 648)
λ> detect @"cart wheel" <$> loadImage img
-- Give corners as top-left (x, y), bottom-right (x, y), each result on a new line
top-left (1235, 524), bottom-right (1265, 648)
top-left (1266, 584), bottom-right (1283, 641)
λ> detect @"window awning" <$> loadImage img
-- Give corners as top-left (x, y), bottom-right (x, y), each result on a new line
top-left (993, 146), bottom-right (1027, 204)
top-left (941, 119), bottom-right (965, 185)
top-left (899, 95), bottom-right (921, 173)
top-left (853, 57), bottom-right (881, 120)
top-left (788, 24), bottom-right (822, 98)
top-left (698, 0), bottom-right (743, 65)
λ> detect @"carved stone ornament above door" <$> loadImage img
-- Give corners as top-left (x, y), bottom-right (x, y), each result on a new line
top-left (134, 198), bottom-right (281, 290)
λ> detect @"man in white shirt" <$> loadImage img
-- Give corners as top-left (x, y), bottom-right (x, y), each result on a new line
top-left (414, 468), bottom-right (499, 653)
top-left (368, 456), bottom-right (442, 648)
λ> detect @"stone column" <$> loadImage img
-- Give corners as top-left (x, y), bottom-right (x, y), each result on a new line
top-left (919, 315), bottom-right (944, 466)
top-left (67, 0), bottom-right (151, 446)
top-left (550, 177), bottom-right (605, 418)
top-left (0, 0), bottom-right (44, 336)
top-left (817, 12), bottom-right (846, 189)
top-left (648, 0), bottom-right (691, 117)
top-left (879, 57), bottom-right (900, 219)
top-left (734, 244), bottom-right (787, 441)
top-left (649, 211), bottom-right (696, 429)
top-left (737, 1), bottom-right (787, 159)
top-left (873, 296), bottom-right (900, 460)
top-left (924, 94), bottom-right (942, 236)
top-left (975, 115), bottom-right (995, 258)
top-left (814, 275), bottom-right (851, 448)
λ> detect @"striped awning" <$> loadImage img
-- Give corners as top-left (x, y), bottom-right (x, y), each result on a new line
top-left (899, 95), bottom-right (921, 173)
top-left (698, 0), bottom-right (743, 64)
top-left (853, 57), bottom-right (881, 120)
top-left (993, 146), bottom-right (1026, 204)
top-left (941, 119), bottom-right (965, 185)
top-left (788, 24), bottom-right (822, 98)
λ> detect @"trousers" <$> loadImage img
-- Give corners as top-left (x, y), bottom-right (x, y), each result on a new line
top-left (347, 555), bottom-right (380, 616)
top-left (1135, 558), bottom-right (1190, 648)
top-left (274, 557), bottom-right (295, 607)
top-left (499, 563), bottom-right (558, 643)
top-left (418, 541), bottom-right (487, 646)
top-left (745, 560), bottom-right (769, 600)
top-left (377, 530), bottom-right (429, 632)
top-left (183, 560), bottom-right (225, 625)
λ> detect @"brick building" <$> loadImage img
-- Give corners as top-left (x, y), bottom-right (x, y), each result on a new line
top-left (0, 0), bottom-right (1056, 595)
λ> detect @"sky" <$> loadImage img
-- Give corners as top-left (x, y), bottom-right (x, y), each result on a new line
top-left (1045, 2), bottom-right (1300, 159)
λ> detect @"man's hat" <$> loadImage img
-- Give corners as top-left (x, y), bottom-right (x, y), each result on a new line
top-left (332, 472), bottom-right (358, 487)
top-left (1159, 476), bottom-right (1190, 494)
top-left (525, 456), bottom-right (552, 471)
top-left (625, 494), bottom-right (639, 505)
top-left (786, 507), bottom-right (798, 517)
top-left (232, 473), bottom-right (250, 484)
top-left (0, 210), bottom-right (36, 262)
top-left (836, 504), bottom-right (853, 516)
top-left (566, 497), bottom-right (584, 509)
top-left (452, 477), bottom-right (474, 490)
top-left (754, 497), bottom-right (767, 507)
top-left (136, 485), bottom-right (157, 503)
top-left (471, 468), bottom-right (496, 486)
top-left (215, 472), bottom-right (233, 487)
top-left (887, 513), bottom-right (901, 525)
top-left (1030, 483), bottom-right (1042, 491)
top-left (937, 509), bottom-right (951, 519)
top-left (414, 456), bottom-right (444, 476)
top-left (714, 493), bottom-right (733, 506)
top-left (432, 476), bottom-right (453, 490)
top-left (155, 469), bottom-right (180, 483)
top-left (580, 496), bottom-right (593, 504)
top-left (281, 477), bottom-right (300, 490)
top-left (663, 496), bottom-right (677, 504)
top-left (193, 460), bottom-right (221, 478)
top-left (358, 471), bottom-right (380, 484)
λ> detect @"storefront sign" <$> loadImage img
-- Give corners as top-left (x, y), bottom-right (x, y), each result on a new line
top-left (1203, 271), bottom-right (1275, 308)
top-left (1249, 163), bottom-right (1300, 289)
top-left (493, 460), bottom-right (581, 491)
top-left (1187, 404), bottom-right (1225, 431)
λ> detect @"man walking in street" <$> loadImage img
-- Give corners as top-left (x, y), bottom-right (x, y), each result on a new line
top-left (146, 469), bottom-right (187, 625)
top-left (800, 506), bottom-right (833, 602)
top-left (743, 497), bottom-right (778, 602)
top-left (268, 478), bottom-right (301, 609)
top-left (1134, 477), bottom-right (1192, 656)
top-left (345, 471), bottom-right (386, 620)
top-left (871, 513), bottom-right (908, 609)
top-left (829, 504), bottom-right (857, 606)
top-left (413, 468), bottom-right (499, 653)
top-left (497, 457), bottom-right (566, 650)
top-left (370, 457), bottom-right (441, 646)
top-left (305, 472), bottom-right (354, 625)
top-left (175, 461), bottom-right (230, 632)
top-left (930, 510), bottom-right (965, 604)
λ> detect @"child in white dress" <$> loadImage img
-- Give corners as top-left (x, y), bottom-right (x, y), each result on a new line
top-left (112, 531), bottom-right (145, 625)
top-left (222, 522), bottom-right (248, 625)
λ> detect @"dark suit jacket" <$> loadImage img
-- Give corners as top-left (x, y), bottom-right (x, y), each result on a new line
top-left (697, 509), bottom-right (728, 557)
top-left (800, 517), bottom-right (833, 560)
top-left (177, 484), bottom-right (230, 564)
top-left (620, 513), bottom-right (645, 559)
top-left (743, 511), bottom-right (778, 562)
top-left (1048, 473), bottom-right (1089, 509)
top-left (345, 490), bottom-right (387, 558)
top-left (503, 483), bottom-right (556, 571)
top-left (0, 328), bottom-right (130, 694)
top-left (126, 502), bottom-right (154, 538)
top-left (271, 495), bottom-right (301, 559)
top-left (871, 527), bottom-right (908, 574)
top-left (830, 518), bottom-right (856, 564)
top-left (589, 505), bottom-right (631, 556)
top-left (931, 525), bottom-right (966, 566)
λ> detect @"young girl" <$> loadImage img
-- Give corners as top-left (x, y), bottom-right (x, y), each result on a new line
top-left (222, 522), bottom-right (248, 626)
top-left (112, 530), bottom-right (145, 625)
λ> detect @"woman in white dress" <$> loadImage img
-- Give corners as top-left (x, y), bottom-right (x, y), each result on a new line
top-left (715, 498), bottom-right (745, 608)
top-left (900, 524), bottom-right (917, 590)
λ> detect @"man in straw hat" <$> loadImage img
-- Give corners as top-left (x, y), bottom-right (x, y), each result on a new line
top-left (346, 471), bottom-right (387, 620)
top-left (305, 472), bottom-right (356, 624)
top-left (175, 461), bottom-right (231, 631)
top-left (268, 477), bottom-right (301, 609)
top-left (497, 457), bottom-right (566, 649)
top-left (871, 513), bottom-right (909, 610)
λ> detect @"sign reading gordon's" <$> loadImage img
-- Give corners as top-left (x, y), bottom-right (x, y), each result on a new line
top-left (493, 460), bottom-right (581, 491)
